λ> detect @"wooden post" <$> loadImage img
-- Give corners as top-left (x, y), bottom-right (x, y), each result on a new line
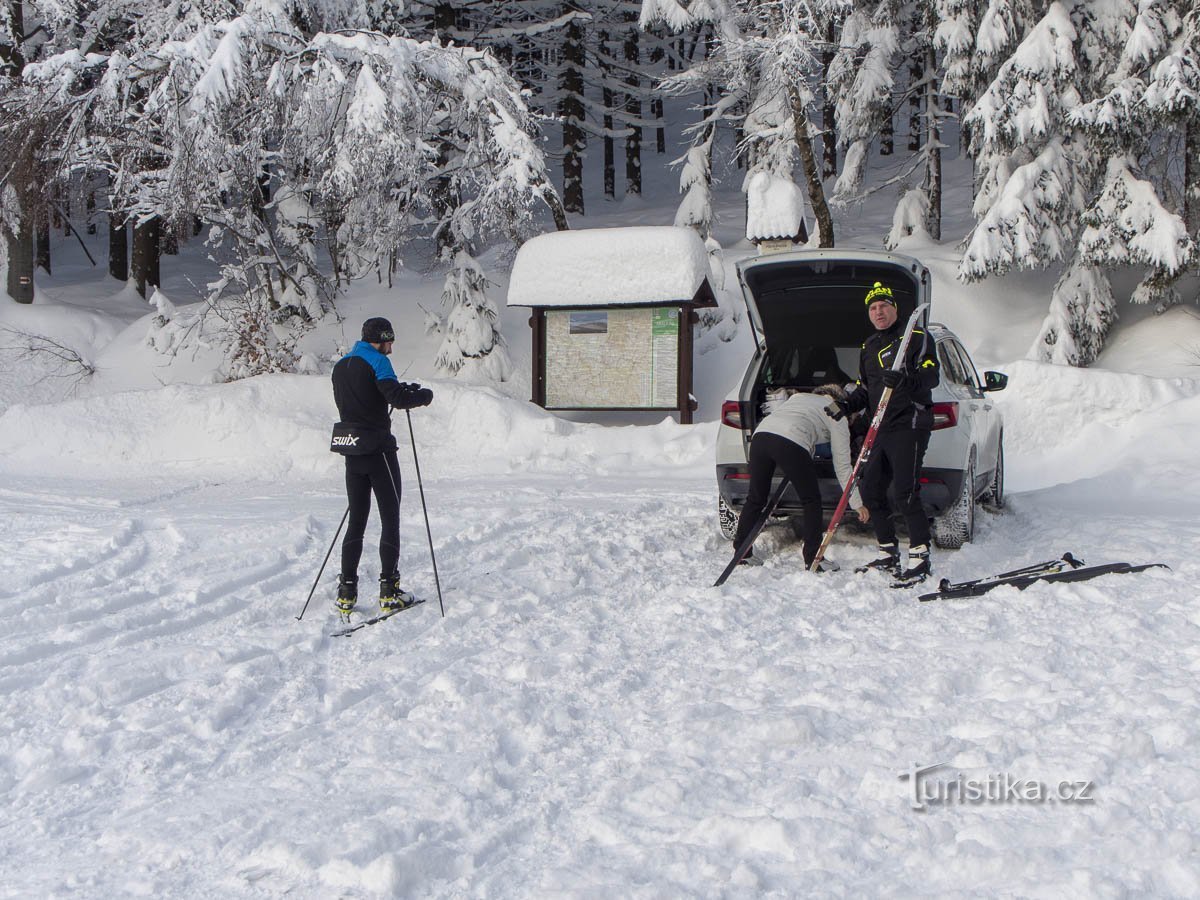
top-left (530, 310), bottom-right (547, 407)
top-left (678, 305), bottom-right (696, 425)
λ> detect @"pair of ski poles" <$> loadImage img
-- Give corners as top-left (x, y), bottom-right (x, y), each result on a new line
top-left (296, 409), bottom-right (444, 621)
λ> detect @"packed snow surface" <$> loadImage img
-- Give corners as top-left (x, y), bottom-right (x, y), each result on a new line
top-left (506, 226), bottom-right (711, 308)
top-left (2, 358), bottom-right (1200, 897)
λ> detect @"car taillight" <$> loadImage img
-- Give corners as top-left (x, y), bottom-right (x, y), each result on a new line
top-left (724, 472), bottom-right (750, 480)
top-left (721, 401), bottom-right (743, 428)
top-left (931, 402), bottom-right (958, 430)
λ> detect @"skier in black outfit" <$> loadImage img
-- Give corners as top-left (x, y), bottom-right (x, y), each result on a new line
top-left (840, 282), bottom-right (940, 582)
top-left (331, 317), bottom-right (433, 615)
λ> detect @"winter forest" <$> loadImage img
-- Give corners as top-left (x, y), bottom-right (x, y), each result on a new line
top-left (2, 0), bottom-right (1197, 374)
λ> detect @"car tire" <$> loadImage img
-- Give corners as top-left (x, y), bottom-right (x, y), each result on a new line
top-left (718, 495), bottom-right (739, 541)
top-left (983, 436), bottom-right (1005, 510)
top-left (933, 455), bottom-right (975, 549)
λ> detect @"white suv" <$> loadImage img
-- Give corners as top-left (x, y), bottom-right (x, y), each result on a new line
top-left (715, 249), bottom-right (1007, 549)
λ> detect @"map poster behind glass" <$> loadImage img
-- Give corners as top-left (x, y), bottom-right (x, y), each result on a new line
top-left (545, 307), bottom-right (679, 409)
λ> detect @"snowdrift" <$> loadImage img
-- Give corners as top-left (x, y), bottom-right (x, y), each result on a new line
top-left (0, 374), bottom-right (713, 480)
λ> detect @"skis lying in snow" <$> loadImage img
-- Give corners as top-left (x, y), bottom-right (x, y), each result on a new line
top-left (330, 599), bottom-right (426, 637)
top-left (918, 554), bottom-right (1169, 601)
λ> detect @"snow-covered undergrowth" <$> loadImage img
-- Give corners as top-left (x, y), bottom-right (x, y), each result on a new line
top-left (2, 352), bottom-right (1200, 896)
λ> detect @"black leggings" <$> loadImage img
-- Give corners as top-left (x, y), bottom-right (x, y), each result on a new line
top-left (860, 428), bottom-right (931, 547)
top-left (341, 450), bottom-right (402, 580)
top-left (734, 432), bottom-right (822, 566)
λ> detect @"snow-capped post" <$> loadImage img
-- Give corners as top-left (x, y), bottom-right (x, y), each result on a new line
top-left (507, 226), bottom-right (716, 424)
top-left (745, 171), bottom-right (811, 253)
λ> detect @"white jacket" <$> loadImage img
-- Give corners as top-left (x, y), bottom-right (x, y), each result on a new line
top-left (754, 392), bottom-right (862, 509)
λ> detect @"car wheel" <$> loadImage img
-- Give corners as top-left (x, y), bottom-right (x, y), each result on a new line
top-left (983, 436), bottom-right (1004, 510)
top-left (933, 455), bottom-right (975, 549)
top-left (718, 495), bottom-right (739, 541)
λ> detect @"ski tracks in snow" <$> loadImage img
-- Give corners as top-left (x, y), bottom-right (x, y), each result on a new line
top-left (1, 473), bottom-right (1198, 896)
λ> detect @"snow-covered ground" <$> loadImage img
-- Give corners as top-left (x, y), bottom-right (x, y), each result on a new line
top-left (2, 357), bottom-right (1200, 896)
top-left (3, 155), bottom-right (1200, 895)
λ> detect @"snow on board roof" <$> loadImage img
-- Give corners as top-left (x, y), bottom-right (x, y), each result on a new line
top-left (745, 171), bottom-right (809, 242)
top-left (507, 226), bottom-right (713, 308)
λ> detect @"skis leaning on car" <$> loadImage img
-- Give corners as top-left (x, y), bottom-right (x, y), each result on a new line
top-left (807, 303), bottom-right (931, 574)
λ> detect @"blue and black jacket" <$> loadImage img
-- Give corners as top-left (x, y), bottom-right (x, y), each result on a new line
top-left (846, 322), bottom-right (940, 431)
top-left (332, 342), bottom-right (427, 450)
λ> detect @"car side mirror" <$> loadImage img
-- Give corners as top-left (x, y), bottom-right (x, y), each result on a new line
top-left (984, 371), bottom-right (1008, 392)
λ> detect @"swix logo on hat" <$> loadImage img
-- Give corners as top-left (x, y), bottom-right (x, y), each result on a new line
top-left (361, 317), bottom-right (395, 343)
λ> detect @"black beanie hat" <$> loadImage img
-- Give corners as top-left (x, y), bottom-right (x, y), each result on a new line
top-left (362, 317), bottom-right (395, 343)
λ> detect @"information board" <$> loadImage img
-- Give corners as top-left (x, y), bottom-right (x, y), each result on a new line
top-left (544, 307), bottom-right (679, 409)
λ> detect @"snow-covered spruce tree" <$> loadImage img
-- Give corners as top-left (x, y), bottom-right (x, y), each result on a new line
top-left (25, 2), bottom-right (558, 379)
top-left (1070, 0), bottom-right (1198, 310)
top-left (964, 0), bottom-right (1196, 364)
top-left (960, 1), bottom-right (1116, 365)
top-left (433, 250), bottom-right (512, 382)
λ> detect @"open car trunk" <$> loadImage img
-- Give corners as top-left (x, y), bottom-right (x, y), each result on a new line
top-left (736, 250), bottom-right (931, 437)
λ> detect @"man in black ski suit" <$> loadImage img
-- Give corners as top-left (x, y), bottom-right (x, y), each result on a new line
top-left (331, 317), bottom-right (433, 615)
top-left (839, 282), bottom-right (940, 582)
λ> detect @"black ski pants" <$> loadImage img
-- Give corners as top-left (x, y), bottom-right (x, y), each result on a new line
top-left (860, 428), bottom-right (931, 548)
top-left (734, 432), bottom-right (822, 566)
top-left (341, 449), bottom-right (402, 581)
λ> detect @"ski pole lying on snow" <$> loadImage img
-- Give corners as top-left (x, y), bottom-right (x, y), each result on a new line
top-left (406, 409), bottom-right (445, 617)
top-left (296, 506), bottom-right (350, 621)
top-left (809, 303), bottom-right (930, 572)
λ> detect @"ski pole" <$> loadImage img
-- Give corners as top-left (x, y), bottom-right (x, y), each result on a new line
top-left (810, 302), bottom-right (931, 571)
top-left (713, 478), bottom-right (790, 587)
top-left (296, 506), bottom-right (349, 621)
top-left (406, 409), bottom-right (445, 617)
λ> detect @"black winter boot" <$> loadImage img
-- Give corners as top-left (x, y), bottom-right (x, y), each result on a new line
top-left (379, 574), bottom-right (416, 611)
top-left (897, 544), bottom-right (931, 584)
top-left (335, 574), bottom-right (358, 615)
top-left (856, 543), bottom-right (901, 576)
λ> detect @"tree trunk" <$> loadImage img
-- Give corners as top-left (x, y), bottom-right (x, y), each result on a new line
top-left (131, 216), bottom-right (161, 298)
top-left (108, 212), bottom-right (128, 282)
top-left (881, 113), bottom-right (894, 156)
top-left (560, 9), bottom-right (586, 214)
top-left (821, 23), bottom-right (837, 178)
top-left (1186, 119), bottom-right (1200, 239)
top-left (86, 190), bottom-right (96, 235)
top-left (791, 90), bottom-right (835, 248)
top-left (649, 42), bottom-right (666, 153)
top-left (909, 56), bottom-right (922, 152)
top-left (924, 47), bottom-right (942, 241)
top-left (599, 31), bottom-right (615, 199)
top-left (432, 2), bottom-right (460, 249)
top-left (35, 215), bottom-right (50, 275)
top-left (624, 24), bottom-right (642, 197)
top-left (0, 0), bottom-right (23, 77)
top-left (3, 0), bottom-right (34, 302)
top-left (5, 216), bottom-right (34, 303)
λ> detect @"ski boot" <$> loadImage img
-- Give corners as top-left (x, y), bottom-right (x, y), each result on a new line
top-left (855, 543), bottom-right (901, 577)
top-left (335, 574), bottom-right (358, 619)
top-left (894, 544), bottom-right (932, 586)
top-left (379, 573), bottom-right (416, 611)
top-left (736, 549), bottom-right (764, 567)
